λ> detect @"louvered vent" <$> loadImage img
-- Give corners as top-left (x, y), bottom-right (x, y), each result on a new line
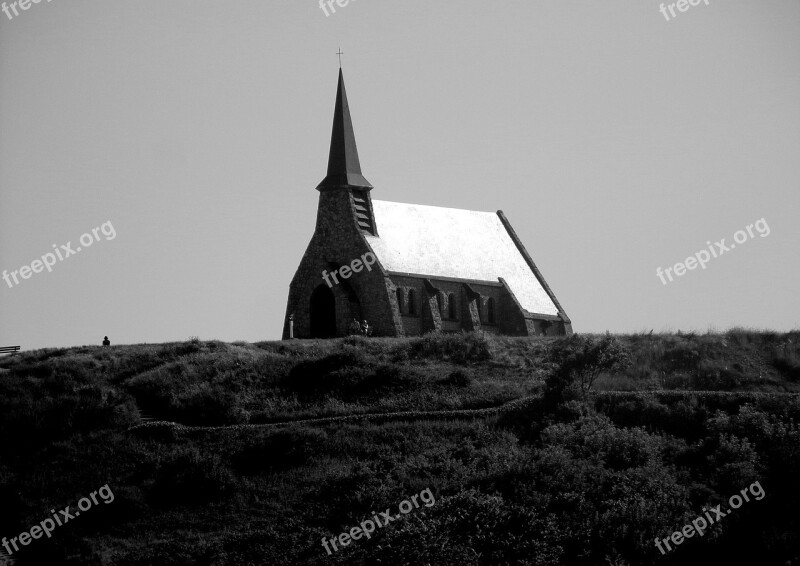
top-left (352, 191), bottom-right (375, 235)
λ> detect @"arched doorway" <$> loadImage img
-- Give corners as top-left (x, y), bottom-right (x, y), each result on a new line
top-left (310, 285), bottom-right (336, 338)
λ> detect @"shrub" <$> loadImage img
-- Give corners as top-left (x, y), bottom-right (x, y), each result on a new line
top-left (151, 446), bottom-right (236, 505)
top-left (108, 348), bottom-right (165, 382)
top-left (440, 369), bottom-right (474, 387)
top-left (594, 393), bottom-right (711, 440)
top-left (127, 367), bottom-right (185, 418)
top-left (541, 414), bottom-right (664, 470)
top-left (694, 360), bottom-right (746, 390)
top-left (546, 334), bottom-right (631, 403)
top-left (6, 362), bottom-right (53, 379)
top-left (663, 340), bottom-right (701, 372)
top-left (771, 340), bottom-right (800, 382)
top-left (127, 358), bottom-right (252, 425)
top-left (494, 396), bottom-right (549, 443)
top-left (158, 341), bottom-right (202, 358)
top-left (707, 404), bottom-right (794, 451)
top-left (283, 349), bottom-right (424, 399)
top-left (283, 349), bottom-right (370, 396)
top-left (705, 433), bottom-right (761, 494)
top-left (352, 489), bottom-right (564, 566)
top-left (405, 332), bottom-right (493, 364)
top-left (0, 377), bottom-right (138, 451)
top-left (181, 385), bottom-right (249, 425)
top-left (233, 428), bottom-right (327, 473)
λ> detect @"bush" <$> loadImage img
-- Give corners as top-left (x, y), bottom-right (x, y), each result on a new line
top-left (772, 340), bottom-right (800, 382)
top-left (405, 332), bottom-right (493, 364)
top-left (126, 358), bottom-right (251, 425)
top-left (663, 340), bottom-right (701, 372)
top-left (705, 433), bottom-right (761, 494)
top-left (0, 375), bottom-right (138, 451)
top-left (283, 349), bottom-right (424, 399)
top-left (350, 489), bottom-right (564, 566)
top-left (440, 369), bottom-right (474, 387)
top-left (541, 414), bottom-right (664, 470)
top-left (694, 360), bottom-right (746, 390)
top-left (181, 385), bottom-right (249, 425)
top-left (151, 446), bottom-right (236, 505)
top-left (283, 349), bottom-right (370, 396)
top-left (233, 427), bottom-right (327, 473)
top-left (546, 334), bottom-right (631, 403)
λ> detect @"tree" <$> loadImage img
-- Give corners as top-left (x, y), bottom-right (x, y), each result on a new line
top-left (546, 333), bottom-right (631, 401)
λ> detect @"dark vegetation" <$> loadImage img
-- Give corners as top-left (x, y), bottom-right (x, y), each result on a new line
top-left (0, 330), bottom-right (799, 565)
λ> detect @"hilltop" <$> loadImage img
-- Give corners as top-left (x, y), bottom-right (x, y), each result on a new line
top-left (1, 331), bottom-right (799, 565)
top-left (2, 329), bottom-right (798, 430)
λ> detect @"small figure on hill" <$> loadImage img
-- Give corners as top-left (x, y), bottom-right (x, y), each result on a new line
top-left (361, 320), bottom-right (370, 337)
top-left (102, 336), bottom-right (110, 346)
top-left (349, 318), bottom-right (361, 336)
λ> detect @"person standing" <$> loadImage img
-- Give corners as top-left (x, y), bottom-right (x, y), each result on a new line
top-left (102, 336), bottom-right (110, 346)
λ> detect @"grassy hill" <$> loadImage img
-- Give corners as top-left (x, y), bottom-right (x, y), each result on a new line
top-left (1, 330), bottom-right (799, 565)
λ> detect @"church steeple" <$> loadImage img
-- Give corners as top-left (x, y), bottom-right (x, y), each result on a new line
top-left (316, 68), bottom-right (373, 191)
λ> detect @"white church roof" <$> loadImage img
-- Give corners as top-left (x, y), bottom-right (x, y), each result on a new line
top-left (365, 200), bottom-right (560, 316)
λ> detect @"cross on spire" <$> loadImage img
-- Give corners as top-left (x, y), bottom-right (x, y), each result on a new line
top-left (337, 48), bottom-right (343, 68)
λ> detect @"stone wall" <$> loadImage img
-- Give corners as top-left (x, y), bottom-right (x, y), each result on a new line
top-left (386, 275), bottom-right (512, 335)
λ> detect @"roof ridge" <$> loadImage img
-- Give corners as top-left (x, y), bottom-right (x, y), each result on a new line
top-left (371, 199), bottom-right (495, 215)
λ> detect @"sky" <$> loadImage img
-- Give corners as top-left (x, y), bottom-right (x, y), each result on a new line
top-left (1, 0), bottom-right (798, 350)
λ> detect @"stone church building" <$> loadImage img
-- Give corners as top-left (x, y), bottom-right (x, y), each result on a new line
top-left (282, 70), bottom-right (572, 339)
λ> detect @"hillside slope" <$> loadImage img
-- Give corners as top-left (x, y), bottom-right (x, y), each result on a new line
top-left (1, 331), bottom-right (799, 565)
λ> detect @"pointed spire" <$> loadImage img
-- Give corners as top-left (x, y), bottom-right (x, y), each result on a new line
top-left (316, 68), bottom-right (373, 191)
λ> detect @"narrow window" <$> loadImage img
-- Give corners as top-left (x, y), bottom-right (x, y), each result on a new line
top-left (395, 288), bottom-right (404, 314)
top-left (487, 297), bottom-right (495, 324)
top-left (448, 293), bottom-right (457, 319)
top-left (436, 293), bottom-right (443, 316)
top-left (408, 289), bottom-right (416, 315)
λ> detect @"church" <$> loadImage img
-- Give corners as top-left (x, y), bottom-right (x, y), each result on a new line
top-left (282, 69), bottom-right (572, 339)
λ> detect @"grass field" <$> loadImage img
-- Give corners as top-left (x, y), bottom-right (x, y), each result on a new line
top-left (1, 330), bottom-right (799, 565)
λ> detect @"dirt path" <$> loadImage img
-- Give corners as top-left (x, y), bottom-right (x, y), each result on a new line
top-left (128, 390), bottom-right (800, 435)
top-left (128, 395), bottom-right (541, 435)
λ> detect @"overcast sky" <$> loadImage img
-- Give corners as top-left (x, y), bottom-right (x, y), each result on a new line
top-left (1, 0), bottom-right (798, 349)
